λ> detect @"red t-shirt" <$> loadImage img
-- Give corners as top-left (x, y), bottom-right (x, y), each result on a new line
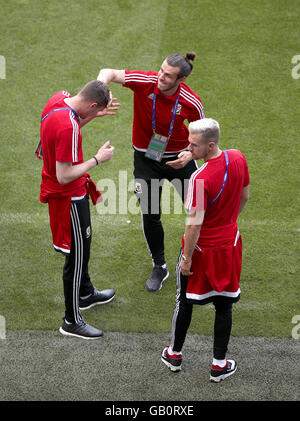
top-left (123, 70), bottom-right (205, 153)
top-left (40, 90), bottom-right (86, 200)
top-left (185, 149), bottom-right (250, 247)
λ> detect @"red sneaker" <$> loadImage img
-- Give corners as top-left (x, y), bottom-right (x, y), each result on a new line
top-left (210, 359), bottom-right (237, 382)
top-left (161, 346), bottom-right (182, 372)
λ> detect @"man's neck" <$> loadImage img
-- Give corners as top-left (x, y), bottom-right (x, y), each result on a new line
top-left (204, 147), bottom-right (222, 162)
top-left (64, 96), bottom-right (76, 110)
top-left (159, 82), bottom-right (181, 97)
top-left (64, 96), bottom-right (83, 118)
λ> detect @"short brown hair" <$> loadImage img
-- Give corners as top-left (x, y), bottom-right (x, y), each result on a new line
top-left (79, 80), bottom-right (110, 108)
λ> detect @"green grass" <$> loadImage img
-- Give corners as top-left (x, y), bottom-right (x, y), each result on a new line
top-left (0, 0), bottom-right (299, 339)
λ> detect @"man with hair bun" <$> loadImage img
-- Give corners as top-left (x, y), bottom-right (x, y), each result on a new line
top-left (98, 53), bottom-right (205, 292)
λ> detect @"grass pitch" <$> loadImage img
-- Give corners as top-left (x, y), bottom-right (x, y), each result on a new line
top-left (0, 0), bottom-right (299, 342)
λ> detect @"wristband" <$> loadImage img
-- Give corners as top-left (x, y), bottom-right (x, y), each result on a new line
top-left (93, 156), bottom-right (99, 166)
top-left (182, 254), bottom-right (191, 263)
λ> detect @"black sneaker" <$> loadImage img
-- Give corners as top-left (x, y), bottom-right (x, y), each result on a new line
top-left (59, 318), bottom-right (103, 340)
top-left (79, 288), bottom-right (115, 310)
top-left (161, 346), bottom-right (182, 372)
top-left (146, 265), bottom-right (169, 292)
top-left (210, 360), bottom-right (237, 382)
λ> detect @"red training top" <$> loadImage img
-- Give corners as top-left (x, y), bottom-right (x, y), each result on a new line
top-left (184, 149), bottom-right (250, 247)
top-left (39, 90), bottom-right (87, 202)
top-left (123, 70), bottom-right (205, 154)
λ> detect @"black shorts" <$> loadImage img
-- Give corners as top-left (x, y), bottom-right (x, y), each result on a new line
top-left (133, 149), bottom-right (197, 182)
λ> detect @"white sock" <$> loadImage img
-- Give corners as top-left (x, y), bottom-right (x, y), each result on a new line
top-left (168, 347), bottom-right (181, 356)
top-left (213, 358), bottom-right (226, 367)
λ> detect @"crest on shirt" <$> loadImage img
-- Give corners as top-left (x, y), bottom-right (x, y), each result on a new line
top-left (173, 103), bottom-right (182, 115)
top-left (148, 93), bottom-right (155, 100)
top-left (134, 182), bottom-right (142, 194)
top-left (86, 226), bottom-right (91, 239)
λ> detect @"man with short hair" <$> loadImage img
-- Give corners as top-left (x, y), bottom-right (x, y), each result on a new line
top-left (38, 80), bottom-right (119, 339)
top-left (97, 52), bottom-right (205, 292)
top-left (161, 118), bottom-right (250, 382)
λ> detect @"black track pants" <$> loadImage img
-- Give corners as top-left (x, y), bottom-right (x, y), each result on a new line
top-left (170, 259), bottom-right (233, 359)
top-left (62, 197), bottom-right (94, 323)
top-left (134, 150), bottom-right (197, 266)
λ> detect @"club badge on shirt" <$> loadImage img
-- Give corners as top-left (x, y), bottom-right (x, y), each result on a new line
top-left (86, 226), bottom-right (91, 239)
top-left (174, 103), bottom-right (182, 115)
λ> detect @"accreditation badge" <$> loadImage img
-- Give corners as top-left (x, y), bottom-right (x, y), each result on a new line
top-left (145, 132), bottom-right (169, 162)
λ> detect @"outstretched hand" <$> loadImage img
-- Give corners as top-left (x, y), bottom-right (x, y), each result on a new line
top-left (95, 97), bottom-right (120, 117)
top-left (165, 151), bottom-right (193, 169)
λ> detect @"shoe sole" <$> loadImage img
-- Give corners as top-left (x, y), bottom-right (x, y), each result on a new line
top-left (161, 356), bottom-right (182, 372)
top-left (210, 365), bottom-right (237, 383)
top-left (79, 294), bottom-right (115, 311)
top-left (59, 327), bottom-right (103, 340)
top-left (146, 271), bottom-right (169, 292)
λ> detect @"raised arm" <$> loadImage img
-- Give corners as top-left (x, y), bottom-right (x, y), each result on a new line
top-left (97, 69), bottom-right (126, 85)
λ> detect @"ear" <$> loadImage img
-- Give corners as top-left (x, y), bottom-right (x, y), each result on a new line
top-left (177, 76), bottom-right (186, 84)
top-left (208, 141), bottom-right (215, 150)
top-left (90, 102), bottom-right (98, 109)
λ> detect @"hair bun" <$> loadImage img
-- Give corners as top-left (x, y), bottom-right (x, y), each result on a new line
top-left (186, 51), bottom-right (196, 62)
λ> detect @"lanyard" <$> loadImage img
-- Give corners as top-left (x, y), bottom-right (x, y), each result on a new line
top-left (40, 106), bottom-right (80, 123)
top-left (36, 107), bottom-right (80, 160)
top-left (207, 150), bottom-right (229, 205)
top-left (152, 94), bottom-right (180, 138)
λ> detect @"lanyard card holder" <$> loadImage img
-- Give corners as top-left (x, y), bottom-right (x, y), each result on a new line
top-left (145, 93), bottom-right (180, 162)
top-left (145, 132), bottom-right (169, 162)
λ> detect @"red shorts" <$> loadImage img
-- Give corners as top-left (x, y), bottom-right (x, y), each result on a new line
top-left (48, 197), bottom-right (72, 255)
top-left (185, 235), bottom-right (242, 304)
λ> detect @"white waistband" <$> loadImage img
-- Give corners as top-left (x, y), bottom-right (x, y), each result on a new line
top-left (71, 194), bottom-right (86, 201)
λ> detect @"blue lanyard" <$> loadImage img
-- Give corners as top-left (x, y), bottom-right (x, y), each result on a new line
top-left (152, 94), bottom-right (180, 138)
top-left (36, 107), bottom-right (80, 160)
top-left (207, 150), bottom-right (229, 205)
top-left (40, 106), bottom-right (80, 123)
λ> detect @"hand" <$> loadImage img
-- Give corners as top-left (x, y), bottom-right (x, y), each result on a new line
top-left (95, 141), bottom-right (115, 163)
top-left (165, 151), bottom-right (193, 169)
top-left (180, 259), bottom-right (193, 276)
top-left (95, 97), bottom-right (120, 117)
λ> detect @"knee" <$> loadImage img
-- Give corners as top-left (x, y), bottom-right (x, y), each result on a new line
top-left (214, 300), bottom-right (233, 315)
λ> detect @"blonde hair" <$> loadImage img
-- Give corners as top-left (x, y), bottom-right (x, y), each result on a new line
top-left (189, 118), bottom-right (220, 144)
